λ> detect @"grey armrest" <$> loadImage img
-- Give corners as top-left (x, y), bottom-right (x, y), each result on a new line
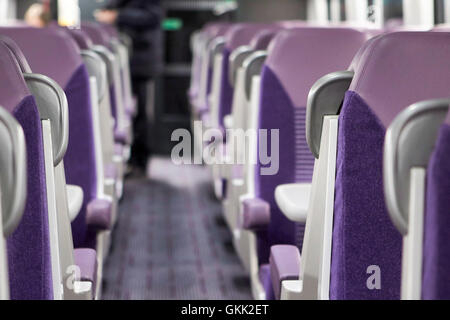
top-left (209, 37), bottom-right (225, 67)
top-left (0, 108), bottom-right (27, 237)
top-left (66, 185), bottom-right (84, 222)
top-left (306, 71), bottom-right (354, 158)
top-left (243, 51), bottom-right (268, 101)
top-left (81, 50), bottom-right (107, 103)
top-left (24, 73), bottom-right (69, 166)
top-left (91, 45), bottom-right (116, 88)
top-left (275, 183), bottom-right (311, 223)
top-left (384, 98), bottom-right (450, 235)
top-left (229, 45), bottom-right (254, 88)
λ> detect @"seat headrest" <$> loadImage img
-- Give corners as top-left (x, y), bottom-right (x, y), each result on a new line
top-left (0, 40), bottom-right (31, 113)
top-left (265, 27), bottom-right (368, 107)
top-left (0, 35), bottom-right (32, 73)
top-left (47, 23), bottom-right (93, 50)
top-left (98, 22), bottom-right (119, 39)
top-left (224, 23), bottom-right (273, 51)
top-left (204, 22), bottom-right (231, 37)
top-left (349, 31), bottom-right (450, 128)
top-left (0, 27), bottom-right (83, 88)
top-left (250, 28), bottom-right (282, 50)
top-left (67, 28), bottom-right (93, 50)
top-left (348, 34), bottom-right (381, 71)
top-left (81, 21), bottom-right (111, 47)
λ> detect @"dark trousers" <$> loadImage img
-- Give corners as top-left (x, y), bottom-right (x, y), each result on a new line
top-left (130, 76), bottom-right (152, 168)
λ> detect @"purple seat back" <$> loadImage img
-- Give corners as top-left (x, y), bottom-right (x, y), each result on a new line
top-left (0, 40), bottom-right (53, 299)
top-left (0, 27), bottom-right (98, 248)
top-left (423, 110), bottom-right (450, 299)
top-left (255, 27), bottom-right (367, 271)
top-left (81, 21), bottom-right (112, 47)
top-left (201, 24), bottom-right (233, 112)
top-left (0, 35), bottom-right (32, 73)
top-left (217, 23), bottom-right (273, 129)
top-left (47, 23), bottom-right (93, 50)
top-left (250, 28), bottom-right (282, 51)
top-left (98, 23), bottom-right (119, 39)
top-left (204, 22), bottom-right (230, 38)
top-left (67, 28), bottom-right (93, 50)
top-left (332, 32), bottom-right (450, 300)
top-left (0, 27), bottom-right (81, 87)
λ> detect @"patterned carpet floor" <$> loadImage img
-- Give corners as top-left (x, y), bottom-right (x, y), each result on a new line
top-left (101, 157), bottom-right (252, 300)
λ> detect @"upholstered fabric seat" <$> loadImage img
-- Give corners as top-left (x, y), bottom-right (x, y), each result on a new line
top-left (332, 32), bottom-right (450, 299)
top-left (422, 107), bottom-right (450, 299)
top-left (189, 22), bottom-right (231, 115)
top-left (0, 27), bottom-right (112, 249)
top-left (216, 23), bottom-right (272, 133)
top-left (0, 40), bottom-right (53, 300)
top-left (249, 27), bottom-right (367, 299)
top-left (83, 22), bottom-right (136, 122)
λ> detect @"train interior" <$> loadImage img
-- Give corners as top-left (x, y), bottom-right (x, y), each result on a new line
top-left (0, 0), bottom-right (449, 302)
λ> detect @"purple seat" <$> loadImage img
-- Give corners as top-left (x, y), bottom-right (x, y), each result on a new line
top-left (217, 23), bottom-right (273, 130)
top-left (94, 22), bottom-right (135, 118)
top-left (331, 32), bottom-right (450, 299)
top-left (250, 28), bottom-right (282, 51)
top-left (0, 40), bottom-right (53, 299)
top-left (248, 27), bottom-right (367, 299)
top-left (81, 21), bottom-right (132, 142)
top-left (98, 23), bottom-right (120, 39)
top-left (422, 109), bottom-right (450, 299)
top-left (81, 21), bottom-right (112, 48)
top-left (47, 22), bottom-right (94, 50)
top-left (0, 27), bottom-right (108, 249)
top-left (81, 22), bottom-right (120, 121)
top-left (192, 23), bottom-right (232, 116)
top-left (66, 28), bottom-right (93, 50)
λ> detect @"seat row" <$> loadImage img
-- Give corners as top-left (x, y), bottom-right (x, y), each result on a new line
top-left (188, 21), bottom-right (450, 300)
top-left (0, 21), bottom-right (135, 300)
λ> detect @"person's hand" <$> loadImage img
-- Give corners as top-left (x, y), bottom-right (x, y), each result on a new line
top-left (94, 10), bottom-right (118, 24)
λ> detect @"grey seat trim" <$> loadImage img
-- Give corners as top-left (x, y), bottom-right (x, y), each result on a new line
top-left (384, 98), bottom-right (450, 235)
top-left (306, 71), bottom-right (354, 158)
top-left (24, 73), bottom-right (69, 166)
top-left (118, 33), bottom-right (133, 55)
top-left (209, 37), bottom-right (226, 66)
top-left (91, 45), bottom-right (116, 87)
top-left (242, 51), bottom-right (268, 101)
top-left (0, 107), bottom-right (27, 237)
top-left (0, 36), bottom-right (32, 74)
top-left (81, 50), bottom-right (107, 102)
top-left (229, 45), bottom-right (254, 88)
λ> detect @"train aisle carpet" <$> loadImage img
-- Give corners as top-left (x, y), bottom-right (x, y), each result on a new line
top-left (102, 157), bottom-right (252, 299)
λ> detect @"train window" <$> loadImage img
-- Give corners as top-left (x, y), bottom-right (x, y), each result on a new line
top-left (435, 0), bottom-right (450, 24)
top-left (57, 0), bottom-right (80, 27)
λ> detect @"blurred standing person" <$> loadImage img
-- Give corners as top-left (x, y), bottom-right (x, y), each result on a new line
top-left (24, 1), bottom-right (51, 27)
top-left (95, 0), bottom-right (163, 173)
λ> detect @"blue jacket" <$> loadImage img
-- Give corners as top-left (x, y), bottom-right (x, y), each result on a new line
top-left (106, 0), bottom-right (163, 77)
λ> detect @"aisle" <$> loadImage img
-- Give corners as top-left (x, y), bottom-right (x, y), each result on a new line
top-left (102, 157), bottom-right (252, 299)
